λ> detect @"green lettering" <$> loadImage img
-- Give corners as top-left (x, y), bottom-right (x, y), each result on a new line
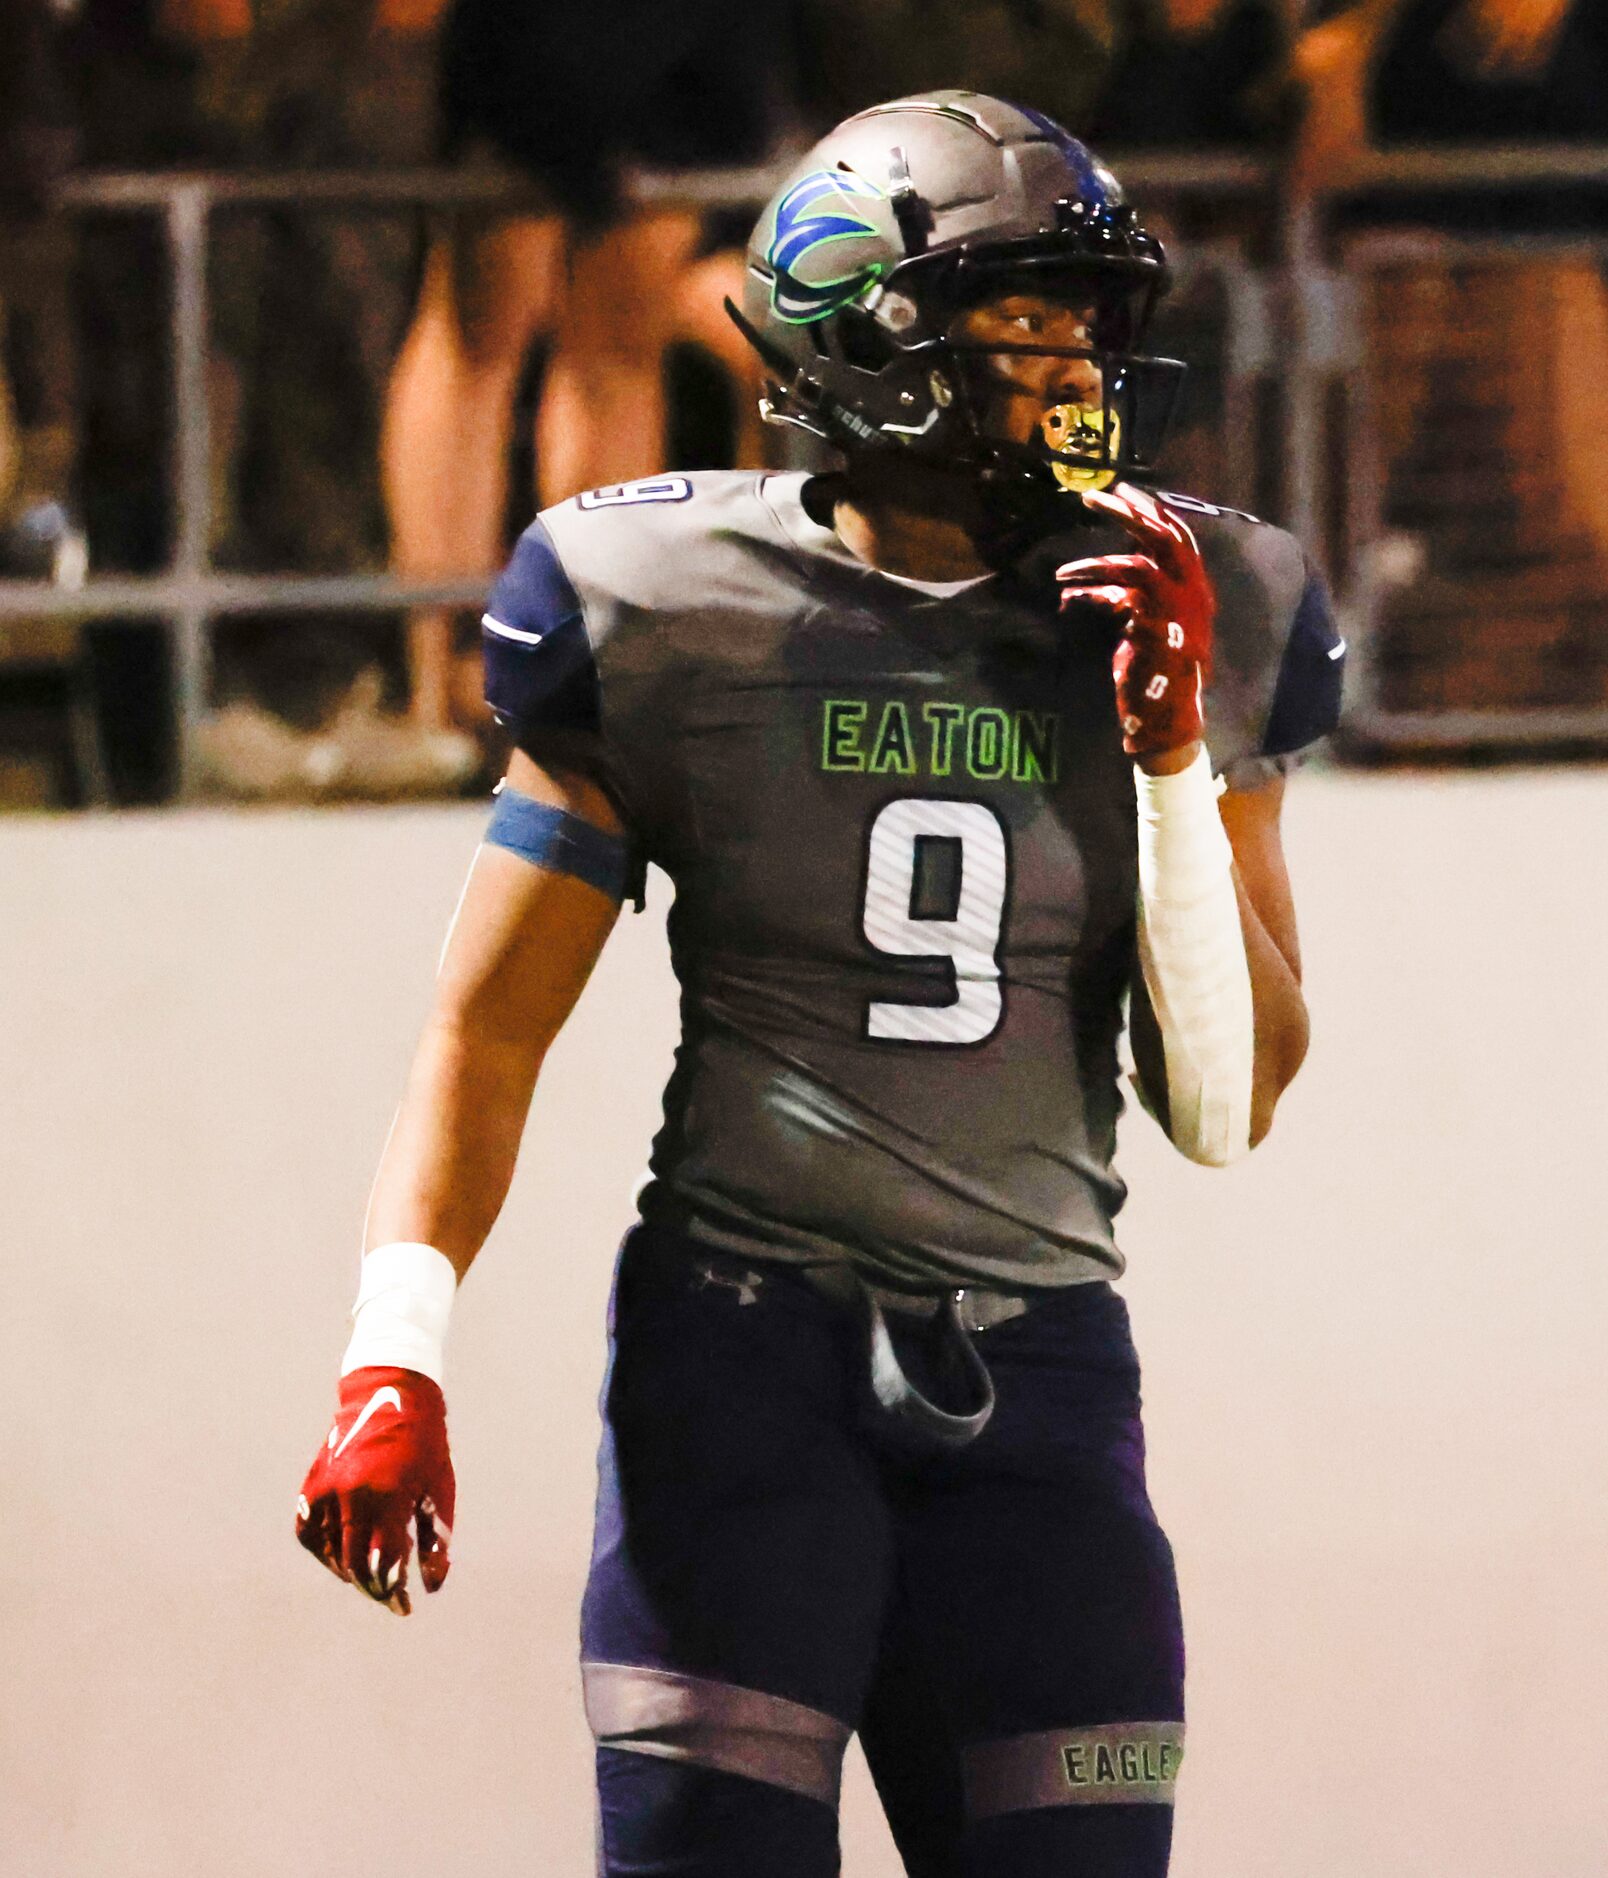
top-left (1158, 1743), bottom-right (1179, 1781)
top-left (1012, 709), bottom-right (1060, 784)
top-left (1119, 1744), bottom-right (1140, 1782)
top-left (1061, 1746), bottom-right (1088, 1786)
top-left (868, 701), bottom-right (917, 776)
top-left (965, 707), bottom-right (1010, 780)
top-left (822, 699), bottom-right (868, 772)
top-left (1140, 1745), bottom-right (1159, 1782)
top-left (922, 701), bottom-right (965, 777)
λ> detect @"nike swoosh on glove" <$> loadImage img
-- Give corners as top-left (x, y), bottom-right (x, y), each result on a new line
top-left (295, 1366), bottom-right (455, 1616)
top-left (1056, 483), bottom-right (1216, 760)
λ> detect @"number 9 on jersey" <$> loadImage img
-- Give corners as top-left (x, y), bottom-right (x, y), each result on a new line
top-left (861, 798), bottom-right (1010, 1046)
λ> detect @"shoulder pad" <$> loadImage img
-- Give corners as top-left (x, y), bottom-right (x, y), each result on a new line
top-left (539, 470), bottom-right (768, 607)
top-left (481, 469), bottom-right (777, 758)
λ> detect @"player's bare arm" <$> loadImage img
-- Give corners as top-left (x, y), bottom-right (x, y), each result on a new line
top-left (366, 749), bottom-right (624, 1271)
top-left (1218, 774), bottom-right (1309, 1107)
top-left (295, 748), bottom-right (626, 1613)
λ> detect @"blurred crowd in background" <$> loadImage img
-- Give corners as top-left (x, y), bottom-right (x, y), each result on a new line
top-left (0, 0), bottom-right (1604, 806)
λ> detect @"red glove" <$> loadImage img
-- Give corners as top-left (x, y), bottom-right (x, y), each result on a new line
top-left (295, 1366), bottom-right (455, 1616)
top-left (1056, 484), bottom-right (1216, 761)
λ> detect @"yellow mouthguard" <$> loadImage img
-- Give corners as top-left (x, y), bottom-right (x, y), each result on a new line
top-left (1042, 402), bottom-right (1120, 493)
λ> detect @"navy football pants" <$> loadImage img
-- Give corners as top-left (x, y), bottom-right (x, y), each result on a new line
top-left (581, 1225), bottom-right (1186, 1877)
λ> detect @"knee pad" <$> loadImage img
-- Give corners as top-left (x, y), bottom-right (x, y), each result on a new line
top-left (583, 1661), bottom-right (852, 1807)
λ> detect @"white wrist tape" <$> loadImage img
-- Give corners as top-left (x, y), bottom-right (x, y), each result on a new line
top-left (340, 1242), bottom-right (458, 1384)
top-left (1134, 746), bottom-right (1255, 1167)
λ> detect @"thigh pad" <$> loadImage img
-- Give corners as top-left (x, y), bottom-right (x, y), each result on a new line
top-left (964, 1720), bottom-right (1186, 1819)
top-left (584, 1661), bottom-right (853, 1808)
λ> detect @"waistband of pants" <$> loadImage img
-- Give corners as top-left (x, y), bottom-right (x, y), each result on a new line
top-left (795, 1261), bottom-right (1034, 1335)
top-left (628, 1221), bottom-right (1106, 1338)
top-left (626, 1224), bottom-right (1120, 1451)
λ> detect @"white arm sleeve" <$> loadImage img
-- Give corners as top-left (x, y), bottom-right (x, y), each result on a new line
top-left (1133, 747), bottom-right (1255, 1167)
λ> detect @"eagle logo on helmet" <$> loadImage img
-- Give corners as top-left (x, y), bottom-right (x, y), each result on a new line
top-left (766, 170), bottom-right (886, 325)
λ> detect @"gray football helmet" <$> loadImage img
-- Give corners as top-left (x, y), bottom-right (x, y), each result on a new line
top-left (728, 91), bottom-right (1185, 501)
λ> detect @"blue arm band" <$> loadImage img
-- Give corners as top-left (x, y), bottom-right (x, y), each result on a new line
top-left (484, 789), bottom-right (630, 903)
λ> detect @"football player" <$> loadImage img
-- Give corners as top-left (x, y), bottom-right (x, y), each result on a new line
top-left (298, 91), bottom-right (1344, 1878)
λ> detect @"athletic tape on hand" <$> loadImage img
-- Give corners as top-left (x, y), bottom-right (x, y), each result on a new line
top-left (340, 1241), bottom-right (457, 1384)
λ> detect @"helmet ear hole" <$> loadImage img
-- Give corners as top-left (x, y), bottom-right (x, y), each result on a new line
top-left (835, 308), bottom-right (890, 373)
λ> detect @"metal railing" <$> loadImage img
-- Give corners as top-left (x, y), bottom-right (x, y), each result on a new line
top-left (2, 146), bottom-right (1606, 794)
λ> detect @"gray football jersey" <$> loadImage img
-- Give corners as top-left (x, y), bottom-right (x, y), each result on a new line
top-left (484, 471), bottom-right (1343, 1292)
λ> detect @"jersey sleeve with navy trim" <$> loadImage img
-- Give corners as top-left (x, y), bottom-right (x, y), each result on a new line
top-left (1260, 559), bottom-right (1346, 758)
top-left (481, 473), bottom-right (772, 877)
top-left (1162, 493), bottom-right (1346, 790)
top-left (482, 518), bottom-right (602, 741)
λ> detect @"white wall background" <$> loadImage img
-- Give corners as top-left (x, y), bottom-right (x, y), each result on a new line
top-left (2, 770), bottom-right (1605, 1878)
